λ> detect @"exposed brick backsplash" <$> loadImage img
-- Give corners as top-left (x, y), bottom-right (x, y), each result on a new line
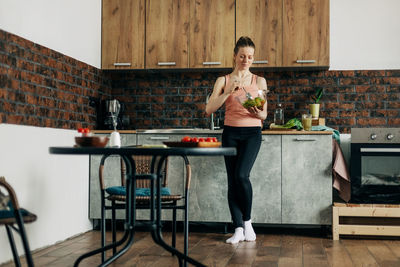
top-left (1, 29), bottom-right (399, 133)
top-left (0, 29), bottom-right (111, 129)
top-left (107, 69), bottom-right (400, 133)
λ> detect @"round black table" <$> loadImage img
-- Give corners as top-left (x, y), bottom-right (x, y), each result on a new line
top-left (49, 146), bottom-right (236, 267)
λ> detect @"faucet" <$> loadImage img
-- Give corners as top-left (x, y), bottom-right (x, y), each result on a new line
top-left (206, 94), bottom-right (220, 130)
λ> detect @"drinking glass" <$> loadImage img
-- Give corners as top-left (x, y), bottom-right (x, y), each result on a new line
top-left (302, 114), bottom-right (312, 131)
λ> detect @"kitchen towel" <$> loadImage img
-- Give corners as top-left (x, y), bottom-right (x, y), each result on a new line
top-left (332, 139), bottom-right (351, 202)
top-left (312, 125), bottom-right (340, 144)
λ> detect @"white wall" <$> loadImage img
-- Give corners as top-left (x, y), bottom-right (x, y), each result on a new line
top-left (0, 0), bottom-right (101, 68)
top-left (330, 0), bottom-right (400, 70)
top-left (0, 124), bottom-right (92, 264)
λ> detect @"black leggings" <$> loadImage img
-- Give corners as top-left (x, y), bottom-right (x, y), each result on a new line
top-left (222, 126), bottom-right (262, 228)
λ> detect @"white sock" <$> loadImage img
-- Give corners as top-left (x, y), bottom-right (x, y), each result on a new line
top-left (226, 227), bottom-right (245, 244)
top-left (244, 220), bottom-right (256, 241)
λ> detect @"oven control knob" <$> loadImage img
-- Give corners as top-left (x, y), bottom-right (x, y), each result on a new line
top-left (370, 134), bottom-right (377, 140)
top-left (387, 134), bottom-right (394, 140)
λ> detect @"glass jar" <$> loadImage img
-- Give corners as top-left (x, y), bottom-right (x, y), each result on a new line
top-left (274, 103), bottom-right (284, 125)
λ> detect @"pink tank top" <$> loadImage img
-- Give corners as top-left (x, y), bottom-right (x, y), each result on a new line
top-left (224, 74), bottom-right (263, 127)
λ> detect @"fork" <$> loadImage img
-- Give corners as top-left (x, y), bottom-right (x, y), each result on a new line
top-left (242, 86), bottom-right (253, 100)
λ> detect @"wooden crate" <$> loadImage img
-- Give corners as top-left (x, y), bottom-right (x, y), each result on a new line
top-left (312, 118), bottom-right (325, 126)
top-left (332, 202), bottom-right (400, 240)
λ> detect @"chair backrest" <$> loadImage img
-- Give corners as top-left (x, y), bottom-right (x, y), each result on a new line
top-left (0, 176), bottom-right (19, 210)
top-left (99, 155), bottom-right (168, 190)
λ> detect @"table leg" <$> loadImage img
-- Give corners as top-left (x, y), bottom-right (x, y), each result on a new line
top-left (150, 155), bottom-right (206, 267)
top-left (74, 155), bottom-right (137, 267)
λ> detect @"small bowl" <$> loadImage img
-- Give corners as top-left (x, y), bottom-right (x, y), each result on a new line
top-left (75, 136), bottom-right (109, 147)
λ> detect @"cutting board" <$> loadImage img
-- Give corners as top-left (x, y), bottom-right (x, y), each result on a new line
top-left (163, 141), bottom-right (222, 148)
top-left (269, 123), bottom-right (297, 131)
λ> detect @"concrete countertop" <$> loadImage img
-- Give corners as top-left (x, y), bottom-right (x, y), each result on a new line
top-left (93, 129), bottom-right (333, 135)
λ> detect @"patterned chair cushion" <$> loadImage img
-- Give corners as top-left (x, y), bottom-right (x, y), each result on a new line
top-left (105, 186), bottom-right (171, 196)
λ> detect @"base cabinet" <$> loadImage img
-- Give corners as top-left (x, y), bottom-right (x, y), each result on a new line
top-left (89, 134), bottom-right (137, 220)
top-left (281, 135), bottom-right (332, 224)
top-left (89, 132), bottom-right (332, 225)
top-left (251, 135), bottom-right (282, 224)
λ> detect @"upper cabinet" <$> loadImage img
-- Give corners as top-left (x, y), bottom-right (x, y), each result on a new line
top-left (189, 0), bottom-right (235, 68)
top-left (282, 0), bottom-right (329, 67)
top-left (146, 0), bottom-right (189, 69)
top-left (101, 0), bottom-right (329, 70)
top-left (236, 0), bottom-right (283, 67)
top-left (101, 0), bottom-right (145, 69)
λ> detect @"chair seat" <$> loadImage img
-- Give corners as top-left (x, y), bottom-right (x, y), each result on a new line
top-left (107, 194), bottom-right (183, 203)
top-left (105, 186), bottom-right (172, 196)
top-left (0, 209), bottom-right (37, 224)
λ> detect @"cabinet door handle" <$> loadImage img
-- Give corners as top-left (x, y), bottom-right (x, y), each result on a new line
top-left (253, 60), bottom-right (268, 64)
top-left (295, 60), bottom-right (316, 64)
top-left (113, 62), bottom-right (132, 66)
top-left (203, 61), bottom-right (221, 65)
top-left (295, 138), bottom-right (316, 142)
top-left (157, 62), bottom-right (176, 66)
top-left (149, 136), bottom-right (170, 140)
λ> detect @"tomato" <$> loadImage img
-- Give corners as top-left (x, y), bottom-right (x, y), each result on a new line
top-left (198, 137), bottom-right (205, 142)
top-left (83, 128), bottom-right (90, 133)
top-left (205, 137), bottom-right (213, 142)
top-left (77, 128), bottom-right (83, 133)
top-left (181, 136), bottom-right (191, 142)
top-left (212, 137), bottom-right (218, 142)
top-left (191, 137), bottom-right (199, 143)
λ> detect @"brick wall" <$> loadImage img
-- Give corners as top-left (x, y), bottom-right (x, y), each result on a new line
top-left (0, 29), bottom-right (111, 129)
top-left (1, 30), bottom-right (399, 133)
top-left (108, 69), bottom-right (400, 133)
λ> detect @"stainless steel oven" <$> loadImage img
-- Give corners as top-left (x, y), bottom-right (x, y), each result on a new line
top-left (350, 128), bottom-right (400, 204)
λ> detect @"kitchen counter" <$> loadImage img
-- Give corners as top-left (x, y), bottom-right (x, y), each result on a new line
top-left (92, 129), bottom-right (333, 135)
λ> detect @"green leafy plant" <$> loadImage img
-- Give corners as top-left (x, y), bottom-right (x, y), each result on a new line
top-left (311, 88), bottom-right (324, 104)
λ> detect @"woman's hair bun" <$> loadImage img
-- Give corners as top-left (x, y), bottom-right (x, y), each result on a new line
top-left (234, 36), bottom-right (255, 54)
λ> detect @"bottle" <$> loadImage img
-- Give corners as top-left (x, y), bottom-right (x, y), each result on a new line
top-left (274, 103), bottom-right (284, 125)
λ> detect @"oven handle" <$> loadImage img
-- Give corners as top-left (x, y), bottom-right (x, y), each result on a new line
top-left (360, 148), bottom-right (400, 153)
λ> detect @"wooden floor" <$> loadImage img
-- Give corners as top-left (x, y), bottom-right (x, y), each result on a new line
top-left (2, 228), bottom-right (400, 267)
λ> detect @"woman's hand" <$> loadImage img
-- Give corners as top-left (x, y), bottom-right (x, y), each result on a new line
top-left (246, 99), bottom-right (267, 120)
top-left (223, 79), bottom-right (241, 96)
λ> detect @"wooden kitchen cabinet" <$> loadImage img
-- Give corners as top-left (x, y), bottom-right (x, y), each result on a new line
top-left (281, 135), bottom-right (332, 224)
top-left (146, 0), bottom-right (189, 69)
top-left (236, 0), bottom-right (283, 67)
top-left (282, 0), bottom-right (329, 67)
top-left (189, 0), bottom-right (236, 68)
top-left (101, 0), bottom-right (145, 69)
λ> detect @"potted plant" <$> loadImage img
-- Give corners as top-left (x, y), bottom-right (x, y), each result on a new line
top-left (309, 88), bottom-right (323, 119)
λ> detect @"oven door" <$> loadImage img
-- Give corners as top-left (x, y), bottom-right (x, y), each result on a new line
top-left (351, 143), bottom-right (400, 203)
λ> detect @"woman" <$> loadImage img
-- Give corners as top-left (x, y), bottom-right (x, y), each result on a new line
top-left (206, 36), bottom-right (268, 244)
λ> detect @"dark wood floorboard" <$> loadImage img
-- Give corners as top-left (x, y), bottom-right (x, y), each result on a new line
top-left (2, 230), bottom-right (400, 267)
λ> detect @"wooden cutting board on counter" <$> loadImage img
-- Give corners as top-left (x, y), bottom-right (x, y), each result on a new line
top-left (164, 142), bottom-right (222, 148)
top-left (268, 123), bottom-right (297, 131)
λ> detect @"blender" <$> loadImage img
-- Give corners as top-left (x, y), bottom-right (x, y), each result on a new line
top-left (106, 99), bottom-right (121, 147)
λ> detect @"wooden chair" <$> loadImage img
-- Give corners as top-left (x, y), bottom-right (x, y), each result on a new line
top-left (98, 155), bottom-right (191, 263)
top-left (0, 176), bottom-right (37, 267)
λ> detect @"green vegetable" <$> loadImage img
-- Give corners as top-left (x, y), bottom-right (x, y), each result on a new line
top-left (273, 118), bottom-right (303, 130)
top-left (242, 99), bottom-right (256, 108)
